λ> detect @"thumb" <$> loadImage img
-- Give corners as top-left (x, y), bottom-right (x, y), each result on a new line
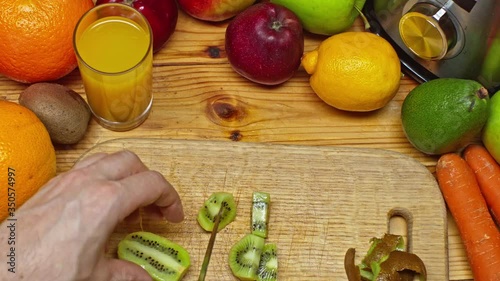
top-left (107, 259), bottom-right (153, 281)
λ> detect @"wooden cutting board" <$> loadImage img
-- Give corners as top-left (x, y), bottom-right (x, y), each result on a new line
top-left (77, 138), bottom-right (448, 280)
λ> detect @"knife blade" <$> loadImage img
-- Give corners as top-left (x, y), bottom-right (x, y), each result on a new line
top-left (198, 205), bottom-right (223, 281)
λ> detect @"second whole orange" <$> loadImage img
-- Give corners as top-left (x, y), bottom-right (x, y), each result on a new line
top-left (0, 0), bottom-right (95, 83)
top-left (0, 100), bottom-right (57, 222)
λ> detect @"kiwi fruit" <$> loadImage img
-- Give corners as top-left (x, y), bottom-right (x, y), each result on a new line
top-left (197, 192), bottom-right (237, 232)
top-left (257, 243), bottom-right (278, 281)
top-left (18, 83), bottom-right (91, 144)
top-left (117, 231), bottom-right (191, 281)
top-left (229, 233), bottom-right (265, 280)
top-left (251, 192), bottom-right (271, 238)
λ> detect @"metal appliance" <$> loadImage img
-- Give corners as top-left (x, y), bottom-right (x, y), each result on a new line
top-left (364, 0), bottom-right (500, 93)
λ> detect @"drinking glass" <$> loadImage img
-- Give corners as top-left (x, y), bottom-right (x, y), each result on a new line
top-left (73, 3), bottom-right (153, 131)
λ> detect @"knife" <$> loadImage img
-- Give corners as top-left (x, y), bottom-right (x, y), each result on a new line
top-left (198, 205), bottom-right (223, 281)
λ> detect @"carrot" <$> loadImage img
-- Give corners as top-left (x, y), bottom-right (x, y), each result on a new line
top-left (464, 144), bottom-right (500, 225)
top-left (436, 153), bottom-right (500, 281)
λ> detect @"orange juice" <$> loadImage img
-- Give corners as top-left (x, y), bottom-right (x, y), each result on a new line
top-left (75, 12), bottom-right (153, 128)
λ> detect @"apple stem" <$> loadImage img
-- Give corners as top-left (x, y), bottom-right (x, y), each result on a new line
top-left (354, 5), bottom-right (371, 31)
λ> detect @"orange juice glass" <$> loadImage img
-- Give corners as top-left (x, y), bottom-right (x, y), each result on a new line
top-left (73, 3), bottom-right (153, 131)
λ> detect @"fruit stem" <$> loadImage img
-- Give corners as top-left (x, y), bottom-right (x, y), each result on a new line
top-left (354, 5), bottom-right (371, 30)
top-left (477, 87), bottom-right (489, 99)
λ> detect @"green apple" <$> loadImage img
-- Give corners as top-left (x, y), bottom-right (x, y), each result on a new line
top-left (483, 91), bottom-right (500, 163)
top-left (270, 0), bottom-right (366, 35)
top-left (479, 36), bottom-right (500, 89)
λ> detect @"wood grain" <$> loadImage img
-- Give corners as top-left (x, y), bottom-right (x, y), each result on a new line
top-left (79, 138), bottom-right (448, 280)
top-left (0, 9), bottom-right (472, 280)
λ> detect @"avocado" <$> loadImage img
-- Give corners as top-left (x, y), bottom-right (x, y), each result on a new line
top-left (401, 78), bottom-right (489, 155)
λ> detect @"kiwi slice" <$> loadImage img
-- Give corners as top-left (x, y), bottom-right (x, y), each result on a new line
top-left (117, 231), bottom-right (191, 281)
top-left (251, 191), bottom-right (271, 238)
top-left (229, 233), bottom-right (265, 280)
top-left (197, 192), bottom-right (237, 232)
top-left (257, 243), bottom-right (278, 281)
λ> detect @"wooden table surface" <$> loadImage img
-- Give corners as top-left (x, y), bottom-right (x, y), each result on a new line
top-left (0, 9), bottom-right (473, 281)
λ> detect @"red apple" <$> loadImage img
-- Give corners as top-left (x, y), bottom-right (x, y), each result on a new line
top-left (225, 2), bottom-right (304, 85)
top-left (96, 0), bottom-right (178, 53)
top-left (177, 0), bottom-right (255, 22)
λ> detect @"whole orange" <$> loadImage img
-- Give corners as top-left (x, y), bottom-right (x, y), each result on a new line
top-left (0, 100), bottom-right (57, 222)
top-left (0, 0), bottom-right (94, 83)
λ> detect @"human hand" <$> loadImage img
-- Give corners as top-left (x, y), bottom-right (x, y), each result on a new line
top-left (0, 150), bottom-right (184, 281)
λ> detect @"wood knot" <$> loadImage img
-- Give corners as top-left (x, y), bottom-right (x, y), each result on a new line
top-left (206, 95), bottom-right (247, 127)
top-left (205, 46), bottom-right (224, 58)
top-left (230, 130), bottom-right (242, 141)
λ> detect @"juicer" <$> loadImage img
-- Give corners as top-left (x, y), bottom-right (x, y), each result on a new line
top-left (363, 0), bottom-right (500, 93)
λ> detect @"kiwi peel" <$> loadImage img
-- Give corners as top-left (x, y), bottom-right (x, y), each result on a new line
top-left (117, 231), bottom-right (191, 281)
top-left (197, 192), bottom-right (237, 232)
top-left (344, 234), bottom-right (427, 281)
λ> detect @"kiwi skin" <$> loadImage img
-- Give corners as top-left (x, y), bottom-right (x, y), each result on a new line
top-left (229, 233), bottom-right (265, 281)
top-left (19, 83), bottom-right (91, 145)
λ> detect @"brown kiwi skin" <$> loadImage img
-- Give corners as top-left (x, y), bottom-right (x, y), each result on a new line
top-left (18, 82), bottom-right (91, 144)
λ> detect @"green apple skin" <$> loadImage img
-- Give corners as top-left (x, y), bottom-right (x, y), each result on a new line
top-left (479, 36), bottom-right (500, 89)
top-left (483, 92), bottom-right (500, 163)
top-left (270, 0), bottom-right (366, 35)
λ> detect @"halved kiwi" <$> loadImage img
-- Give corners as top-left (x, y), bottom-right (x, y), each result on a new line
top-left (117, 231), bottom-right (191, 281)
top-left (257, 243), bottom-right (278, 281)
top-left (197, 192), bottom-right (237, 232)
top-left (229, 233), bottom-right (265, 280)
top-left (251, 191), bottom-right (271, 238)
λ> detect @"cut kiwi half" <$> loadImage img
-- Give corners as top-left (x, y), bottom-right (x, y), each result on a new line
top-left (229, 233), bottom-right (265, 280)
top-left (257, 243), bottom-right (278, 281)
top-left (251, 191), bottom-right (271, 238)
top-left (197, 192), bottom-right (237, 232)
top-left (117, 231), bottom-right (191, 281)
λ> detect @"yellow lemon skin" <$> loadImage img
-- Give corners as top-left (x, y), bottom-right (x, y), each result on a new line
top-left (302, 32), bottom-right (401, 112)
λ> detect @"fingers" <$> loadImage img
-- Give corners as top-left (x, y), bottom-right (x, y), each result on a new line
top-left (21, 151), bottom-right (147, 209)
top-left (72, 152), bottom-right (108, 169)
top-left (116, 170), bottom-right (185, 223)
top-left (78, 150), bottom-right (185, 224)
top-left (107, 259), bottom-right (153, 281)
top-left (85, 150), bottom-right (150, 181)
top-left (123, 209), bottom-right (141, 224)
top-left (123, 206), bottom-right (165, 224)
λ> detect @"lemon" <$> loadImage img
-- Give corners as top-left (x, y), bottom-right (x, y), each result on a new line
top-left (302, 31), bottom-right (401, 112)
